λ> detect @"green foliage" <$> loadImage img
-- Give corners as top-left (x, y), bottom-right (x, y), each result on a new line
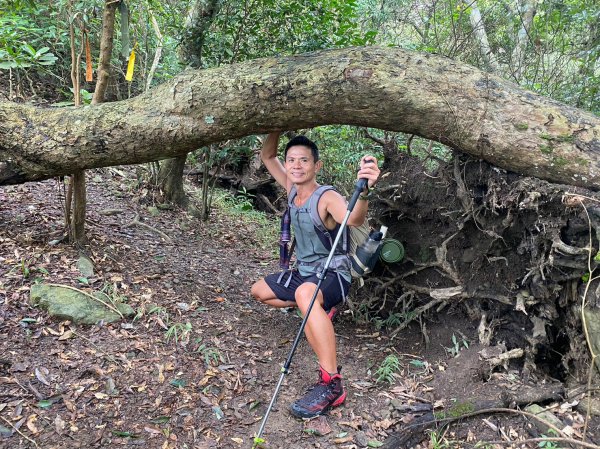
top-left (444, 333), bottom-right (469, 358)
top-left (194, 338), bottom-right (222, 366)
top-left (538, 428), bottom-right (560, 448)
top-left (164, 322), bottom-right (192, 345)
top-left (203, 0), bottom-right (377, 66)
top-left (211, 188), bottom-right (279, 251)
top-left (374, 354), bottom-right (401, 384)
top-left (308, 126), bottom-right (382, 194)
top-left (0, 43), bottom-right (58, 70)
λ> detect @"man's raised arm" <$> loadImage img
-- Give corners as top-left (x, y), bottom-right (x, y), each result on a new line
top-left (260, 132), bottom-right (289, 190)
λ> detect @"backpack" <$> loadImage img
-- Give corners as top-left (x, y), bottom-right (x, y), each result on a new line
top-left (279, 185), bottom-right (375, 280)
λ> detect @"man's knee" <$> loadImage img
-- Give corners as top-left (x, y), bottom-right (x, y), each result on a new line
top-left (251, 279), bottom-right (273, 302)
top-left (251, 280), bottom-right (264, 300)
top-left (295, 283), bottom-right (323, 310)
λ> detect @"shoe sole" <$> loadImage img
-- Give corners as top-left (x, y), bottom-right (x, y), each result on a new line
top-left (289, 390), bottom-right (347, 419)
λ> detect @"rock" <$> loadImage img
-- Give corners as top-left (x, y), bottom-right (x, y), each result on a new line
top-left (77, 254), bottom-right (95, 277)
top-left (355, 431), bottom-right (369, 447)
top-left (524, 404), bottom-right (565, 433)
top-left (30, 284), bottom-right (134, 325)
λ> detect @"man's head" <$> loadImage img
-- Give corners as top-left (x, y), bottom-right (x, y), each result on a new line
top-left (285, 135), bottom-right (319, 162)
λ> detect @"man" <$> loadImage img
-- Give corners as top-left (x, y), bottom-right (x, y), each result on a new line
top-left (251, 131), bottom-right (380, 418)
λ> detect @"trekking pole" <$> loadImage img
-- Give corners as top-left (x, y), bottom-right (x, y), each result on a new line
top-left (253, 166), bottom-right (372, 448)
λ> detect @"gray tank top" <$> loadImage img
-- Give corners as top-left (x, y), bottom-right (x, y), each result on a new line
top-left (290, 186), bottom-right (351, 282)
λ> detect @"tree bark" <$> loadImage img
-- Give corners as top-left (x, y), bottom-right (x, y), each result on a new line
top-left (157, 155), bottom-right (189, 207)
top-left (92, 0), bottom-right (119, 104)
top-left (0, 47), bottom-right (598, 188)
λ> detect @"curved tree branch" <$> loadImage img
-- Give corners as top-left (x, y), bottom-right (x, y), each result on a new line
top-left (0, 46), bottom-right (598, 187)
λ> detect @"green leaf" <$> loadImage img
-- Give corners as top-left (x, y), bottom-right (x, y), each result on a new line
top-left (368, 441), bottom-right (384, 448)
top-left (150, 416), bottom-right (170, 424)
top-left (77, 277), bottom-right (89, 285)
top-left (34, 46), bottom-right (49, 57)
top-left (169, 378), bottom-right (187, 388)
top-left (36, 400), bottom-right (53, 409)
top-left (20, 317), bottom-right (38, 324)
top-left (212, 405), bottom-right (224, 420)
top-left (335, 432), bottom-right (348, 438)
top-left (0, 61), bottom-right (18, 69)
top-left (111, 430), bottom-right (139, 438)
top-left (21, 43), bottom-right (36, 56)
top-left (0, 425), bottom-right (12, 437)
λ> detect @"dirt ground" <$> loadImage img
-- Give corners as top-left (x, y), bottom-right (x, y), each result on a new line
top-left (1, 171), bottom-right (597, 449)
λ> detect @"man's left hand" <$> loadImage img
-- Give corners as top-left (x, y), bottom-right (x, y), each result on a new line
top-left (357, 156), bottom-right (380, 190)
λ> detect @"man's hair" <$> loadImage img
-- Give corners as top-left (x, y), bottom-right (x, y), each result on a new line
top-left (284, 135), bottom-right (319, 162)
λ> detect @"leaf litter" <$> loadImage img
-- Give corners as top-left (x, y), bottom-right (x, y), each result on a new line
top-left (1, 172), bottom-right (599, 448)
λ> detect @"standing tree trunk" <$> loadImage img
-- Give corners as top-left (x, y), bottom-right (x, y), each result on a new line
top-left (93, 1), bottom-right (118, 105)
top-left (1, 47), bottom-right (599, 188)
top-left (66, 1), bottom-right (88, 244)
top-left (70, 0), bottom-right (118, 245)
top-left (510, 0), bottom-right (538, 81)
top-left (158, 0), bottom-right (221, 209)
top-left (465, 0), bottom-right (500, 73)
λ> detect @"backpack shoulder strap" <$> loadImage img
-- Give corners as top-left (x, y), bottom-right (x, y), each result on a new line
top-left (309, 185), bottom-right (348, 253)
top-left (288, 185), bottom-right (298, 207)
top-left (308, 185), bottom-right (335, 234)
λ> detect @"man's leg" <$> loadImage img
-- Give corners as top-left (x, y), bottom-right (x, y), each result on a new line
top-left (290, 281), bottom-right (346, 419)
top-left (294, 282), bottom-right (337, 373)
top-left (251, 278), bottom-right (296, 308)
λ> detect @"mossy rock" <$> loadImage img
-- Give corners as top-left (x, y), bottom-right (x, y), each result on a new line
top-left (30, 284), bottom-right (134, 325)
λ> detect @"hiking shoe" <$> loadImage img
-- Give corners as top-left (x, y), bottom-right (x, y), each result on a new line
top-left (289, 366), bottom-right (346, 419)
top-left (326, 306), bottom-right (338, 321)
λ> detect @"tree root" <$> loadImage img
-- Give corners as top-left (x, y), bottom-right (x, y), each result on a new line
top-left (382, 405), bottom-right (582, 449)
top-left (123, 213), bottom-right (172, 241)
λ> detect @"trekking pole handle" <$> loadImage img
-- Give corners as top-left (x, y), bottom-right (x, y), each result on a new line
top-left (348, 158), bottom-right (374, 210)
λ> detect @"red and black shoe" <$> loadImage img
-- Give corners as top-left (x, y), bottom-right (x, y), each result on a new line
top-left (326, 306), bottom-right (338, 321)
top-left (289, 366), bottom-right (347, 419)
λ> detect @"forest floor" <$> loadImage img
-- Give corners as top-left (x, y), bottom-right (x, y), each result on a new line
top-left (0, 170), bottom-right (597, 449)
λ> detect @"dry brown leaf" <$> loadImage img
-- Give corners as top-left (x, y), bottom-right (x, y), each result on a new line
top-left (34, 367), bottom-right (51, 386)
top-left (26, 414), bottom-right (39, 434)
top-left (304, 415), bottom-right (332, 436)
top-left (54, 415), bottom-right (66, 434)
top-left (339, 420), bottom-right (362, 431)
top-left (58, 330), bottom-right (74, 341)
top-left (45, 327), bottom-right (61, 336)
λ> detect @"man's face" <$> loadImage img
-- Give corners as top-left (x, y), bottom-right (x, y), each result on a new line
top-left (285, 145), bottom-right (322, 184)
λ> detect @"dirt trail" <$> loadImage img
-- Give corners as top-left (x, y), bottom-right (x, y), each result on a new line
top-left (0, 172), bottom-right (596, 448)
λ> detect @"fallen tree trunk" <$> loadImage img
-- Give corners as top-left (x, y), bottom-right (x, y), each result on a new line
top-left (0, 46), bottom-right (598, 187)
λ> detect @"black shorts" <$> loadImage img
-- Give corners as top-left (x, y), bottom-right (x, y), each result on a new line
top-left (264, 270), bottom-right (350, 311)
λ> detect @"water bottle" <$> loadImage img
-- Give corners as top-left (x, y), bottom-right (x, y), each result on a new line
top-left (279, 209), bottom-right (292, 269)
top-left (351, 230), bottom-right (383, 276)
top-left (281, 209), bottom-right (291, 243)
